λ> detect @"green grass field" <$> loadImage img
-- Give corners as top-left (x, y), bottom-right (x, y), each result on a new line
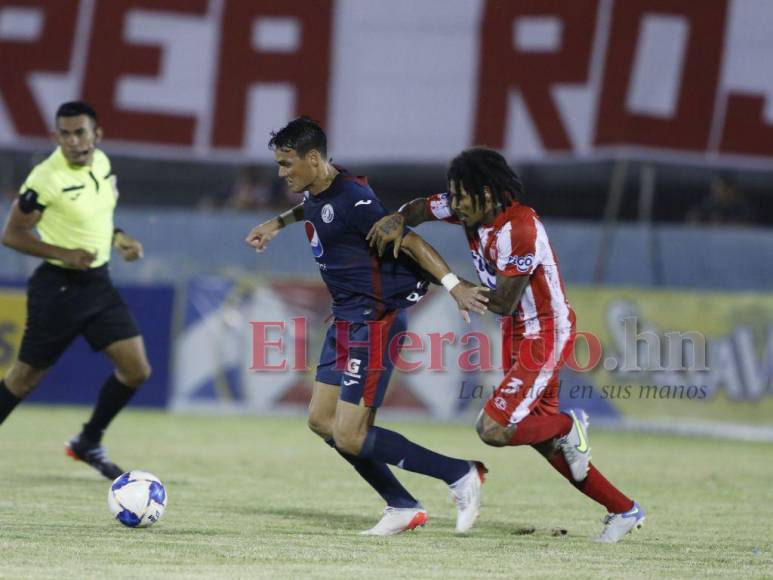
top-left (1, 406), bottom-right (771, 579)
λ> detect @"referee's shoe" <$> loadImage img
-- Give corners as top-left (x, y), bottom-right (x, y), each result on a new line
top-left (65, 434), bottom-right (124, 480)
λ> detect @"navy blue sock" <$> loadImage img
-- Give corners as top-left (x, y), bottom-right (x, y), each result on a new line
top-left (324, 438), bottom-right (419, 508)
top-left (0, 380), bottom-right (21, 425)
top-left (358, 426), bottom-right (470, 485)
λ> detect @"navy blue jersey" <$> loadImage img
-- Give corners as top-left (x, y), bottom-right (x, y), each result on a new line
top-left (302, 170), bottom-right (428, 322)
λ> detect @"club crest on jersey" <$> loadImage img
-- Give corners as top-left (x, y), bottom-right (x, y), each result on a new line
top-left (305, 221), bottom-right (324, 258)
top-left (321, 203), bottom-right (334, 223)
top-left (508, 253), bottom-right (534, 273)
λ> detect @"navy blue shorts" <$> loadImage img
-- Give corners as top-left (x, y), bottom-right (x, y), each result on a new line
top-left (315, 309), bottom-right (407, 408)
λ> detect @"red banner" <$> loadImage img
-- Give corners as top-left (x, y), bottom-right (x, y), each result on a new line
top-left (1, 0), bottom-right (771, 164)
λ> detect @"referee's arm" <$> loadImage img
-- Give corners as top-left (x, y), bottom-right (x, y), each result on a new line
top-left (2, 200), bottom-right (95, 270)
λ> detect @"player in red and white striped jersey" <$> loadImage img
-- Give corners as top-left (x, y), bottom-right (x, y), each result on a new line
top-left (368, 147), bottom-right (645, 543)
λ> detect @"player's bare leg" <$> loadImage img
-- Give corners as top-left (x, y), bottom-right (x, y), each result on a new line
top-left (307, 381), bottom-right (338, 439)
top-left (308, 382), bottom-right (422, 533)
top-left (104, 336), bottom-right (152, 389)
top-left (336, 399), bottom-right (485, 534)
top-left (0, 360), bottom-right (50, 425)
top-left (3, 360), bottom-right (49, 399)
top-left (333, 400), bottom-right (428, 535)
top-left (66, 336), bottom-right (151, 480)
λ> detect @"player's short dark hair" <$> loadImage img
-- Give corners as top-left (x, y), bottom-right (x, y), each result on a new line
top-left (268, 116), bottom-right (327, 158)
top-left (55, 101), bottom-right (98, 125)
top-left (447, 147), bottom-right (523, 210)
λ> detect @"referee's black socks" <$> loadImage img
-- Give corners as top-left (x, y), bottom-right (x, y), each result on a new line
top-left (82, 374), bottom-right (136, 443)
top-left (0, 379), bottom-right (21, 425)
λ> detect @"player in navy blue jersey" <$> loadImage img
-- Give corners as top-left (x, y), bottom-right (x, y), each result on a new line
top-left (246, 117), bottom-right (489, 535)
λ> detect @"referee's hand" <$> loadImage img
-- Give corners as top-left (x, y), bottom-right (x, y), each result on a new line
top-left (61, 248), bottom-right (97, 270)
top-left (114, 232), bottom-right (144, 262)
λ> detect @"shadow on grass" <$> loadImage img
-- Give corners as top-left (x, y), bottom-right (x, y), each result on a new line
top-left (225, 504), bottom-right (552, 538)
top-left (231, 504), bottom-right (377, 529)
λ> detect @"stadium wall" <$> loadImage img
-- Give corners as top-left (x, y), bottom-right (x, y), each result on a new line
top-left (1, 207), bottom-right (771, 291)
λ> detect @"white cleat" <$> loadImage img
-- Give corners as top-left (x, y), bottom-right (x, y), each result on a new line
top-left (592, 501), bottom-right (646, 543)
top-left (559, 409), bottom-right (591, 482)
top-left (359, 506), bottom-right (429, 536)
top-left (449, 461), bottom-right (488, 534)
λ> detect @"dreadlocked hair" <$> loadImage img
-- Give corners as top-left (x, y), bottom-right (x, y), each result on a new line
top-left (447, 147), bottom-right (523, 211)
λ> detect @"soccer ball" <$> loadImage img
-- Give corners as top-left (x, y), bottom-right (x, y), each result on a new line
top-left (108, 471), bottom-right (167, 528)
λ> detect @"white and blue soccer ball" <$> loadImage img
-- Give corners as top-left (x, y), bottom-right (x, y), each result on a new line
top-left (108, 470), bottom-right (167, 528)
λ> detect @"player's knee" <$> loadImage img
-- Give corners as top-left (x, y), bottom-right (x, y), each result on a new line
top-left (332, 428), bottom-right (365, 456)
top-left (475, 413), bottom-right (510, 447)
top-left (117, 361), bottom-right (151, 388)
top-left (5, 363), bottom-right (46, 398)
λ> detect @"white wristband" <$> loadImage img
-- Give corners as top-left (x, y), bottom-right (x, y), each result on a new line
top-left (441, 273), bottom-right (460, 292)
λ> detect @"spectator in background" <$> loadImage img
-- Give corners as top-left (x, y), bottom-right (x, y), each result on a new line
top-left (686, 172), bottom-right (755, 226)
top-left (196, 164), bottom-right (308, 212)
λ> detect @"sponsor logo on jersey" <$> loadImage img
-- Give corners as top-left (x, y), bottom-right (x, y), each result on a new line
top-left (508, 253), bottom-right (534, 273)
top-left (345, 358), bottom-right (362, 378)
top-left (321, 203), bottom-right (335, 223)
top-left (494, 397), bottom-right (507, 411)
top-left (305, 221), bottom-right (324, 258)
top-left (354, 199), bottom-right (372, 207)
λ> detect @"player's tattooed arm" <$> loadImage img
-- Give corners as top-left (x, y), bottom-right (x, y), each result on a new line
top-left (367, 197), bottom-right (432, 258)
top-left (245, 203), bottom-right (304, 253)
top-left (400, 232), bottom-right (489, 322)
top-left (487, 273), bottom-right (530, 316)
top-left (397, 197), bottom-right (433, 227)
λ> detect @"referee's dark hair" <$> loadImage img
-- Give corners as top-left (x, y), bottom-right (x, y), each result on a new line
top-left (269, 116), bottom-right (327, 158)
top-left (56, 101), bottom-right (98, 125)
top-left (447, 147), bottom-right (523, 210)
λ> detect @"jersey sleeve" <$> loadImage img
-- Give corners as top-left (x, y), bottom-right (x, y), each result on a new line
top-left (424, 193), bottom-right (461, 224)
top-left (491, 218), bottom-right (538, 277)
top-left (19, 166), bottom-right (55, 212)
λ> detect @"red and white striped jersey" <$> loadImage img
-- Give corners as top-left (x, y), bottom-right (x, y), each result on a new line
top-left (426, 193), bottom-right (575, 336)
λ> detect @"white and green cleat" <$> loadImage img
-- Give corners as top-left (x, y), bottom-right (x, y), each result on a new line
top-left (559, 409), bottom-right (591, 482)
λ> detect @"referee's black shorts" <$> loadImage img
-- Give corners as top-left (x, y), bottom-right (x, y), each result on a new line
top-left (19, 262), bottom-right (141, 369)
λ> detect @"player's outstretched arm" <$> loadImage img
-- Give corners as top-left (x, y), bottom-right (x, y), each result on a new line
top-left (1, 199), bottom-right (95, 269)
top-left (367, 197), bottom-right (432, 258)
top-left (113, 228), bottom-right (144, 262)
top-left (400, 231), bottom-right (488, 323)
top-left (245, 203), bottom-right (304, 253)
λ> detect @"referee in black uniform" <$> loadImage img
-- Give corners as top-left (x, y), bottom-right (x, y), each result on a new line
top-left (0, 101), bottom-right (151, 480)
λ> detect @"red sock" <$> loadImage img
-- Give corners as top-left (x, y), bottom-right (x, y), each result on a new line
top-left (547, 454), bottom-right (634, 514)
top-left (509, 414), bottom-right (572, 446)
